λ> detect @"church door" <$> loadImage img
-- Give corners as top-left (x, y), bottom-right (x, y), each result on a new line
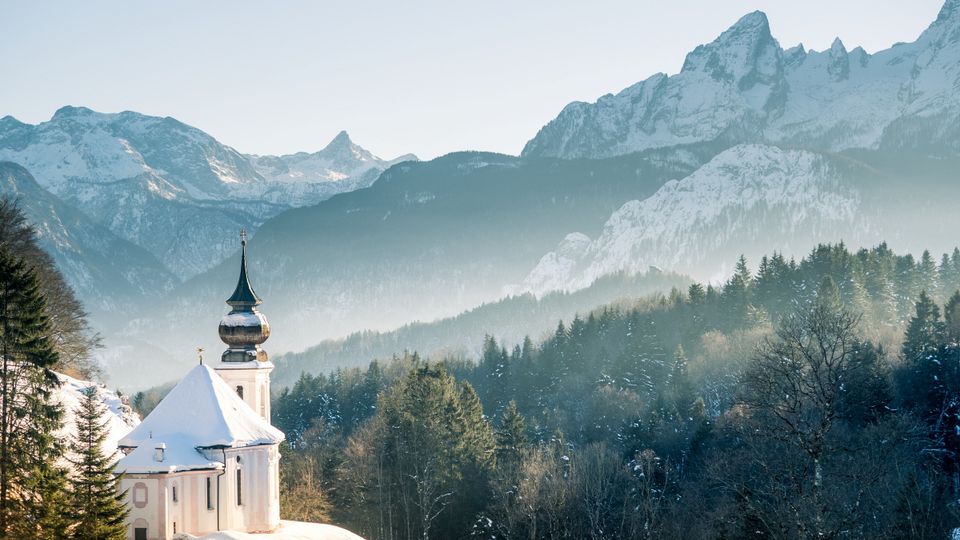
top-left (134, 528), bottom-right (147, 540)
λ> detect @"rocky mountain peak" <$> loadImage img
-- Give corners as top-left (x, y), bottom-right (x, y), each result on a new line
top-left (923, 0), bottom-right (960, 44)
top-left (320, 130), bottom-right (376, 162)
top-left (827, 37), bottom-right (850, 81)
top-left (682, 11), bottom-right (781, 86)
top-left (51, 105), bottom-right (96, 120)
top-left (323, 130), bottom-right (356, 152)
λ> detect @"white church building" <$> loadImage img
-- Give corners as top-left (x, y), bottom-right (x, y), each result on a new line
top-left (115, 233), bottom-right (288, 540)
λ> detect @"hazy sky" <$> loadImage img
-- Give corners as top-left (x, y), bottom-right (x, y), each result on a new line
top-left (0, 1), bottom-right (946, 159)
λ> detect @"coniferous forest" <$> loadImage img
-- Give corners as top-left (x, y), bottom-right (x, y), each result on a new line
top-left (0, 200), bottom-right (126, 538)
top-left (273, 244), bottom-right (960, 539)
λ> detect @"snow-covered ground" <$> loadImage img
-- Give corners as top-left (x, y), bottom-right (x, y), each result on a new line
top-left (175, 521), bottom-right (364, 540)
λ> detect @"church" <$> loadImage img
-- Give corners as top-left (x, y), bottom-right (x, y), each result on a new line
top-left (115, 233), bottom-right (285, 540)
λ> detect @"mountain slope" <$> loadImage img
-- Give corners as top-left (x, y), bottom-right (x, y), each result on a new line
top-left (0, 161), bottom-right (175, 312)
top-left (271, 270), bottom-right (690, 388)
top-left (0, 108), bottom-right (412, 281)
top-left (523, 2), bottom-right (960, 159)
top-left (517, 143), bottom-right (960, 292)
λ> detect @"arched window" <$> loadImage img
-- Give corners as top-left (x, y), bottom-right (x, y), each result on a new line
top-left (206, 477), bottom-right (214, 510)
top-left (259, 385), bottom-right (266, 417)
top-left (236, 385), bottom-right (244, 399)
top-left (236, 469), bottom-right (243, 506)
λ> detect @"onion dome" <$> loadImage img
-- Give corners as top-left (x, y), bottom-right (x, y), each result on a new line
top-left (219, 230), bottom-right (270, 362)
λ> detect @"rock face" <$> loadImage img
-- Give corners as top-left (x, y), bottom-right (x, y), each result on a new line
top-left (523, 2), bottom-right (960, 159)
top-left (0, 108), bottom-right (415, 286)
top-left (518, 145), bottom-right (869, 293)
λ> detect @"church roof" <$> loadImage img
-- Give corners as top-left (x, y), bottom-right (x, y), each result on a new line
top-left (118, 364), bottom-right (283, 452)
top-left (115, 438), bottom-right (223, 474)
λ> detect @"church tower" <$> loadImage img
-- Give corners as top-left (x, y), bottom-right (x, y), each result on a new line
top-left (214, 230), bottom-right (274, 422)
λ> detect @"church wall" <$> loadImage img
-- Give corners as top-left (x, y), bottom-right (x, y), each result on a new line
top-left (121, 476), bottom-right (165, 540)
top-left (121, 469), bottom-right (230, 540)
top-left (218, 444), bottom-right (281, 533)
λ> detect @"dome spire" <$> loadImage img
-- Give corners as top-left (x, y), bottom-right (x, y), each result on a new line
top-left (227, 229), bottom-right (261, 309)
top-left (219, 229), bottom-right (270, 363)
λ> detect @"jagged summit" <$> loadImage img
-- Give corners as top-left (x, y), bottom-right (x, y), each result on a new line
top-left (320, 129), bottom-right (373, 161)
top-left (325, 129), bottom-right (353, 148)
top-left (827, 38), bottom-right (850, 81)
top-left (681, 10), bottom-right (780, 84)
top-left (524, 0), bottom-right (960, 159)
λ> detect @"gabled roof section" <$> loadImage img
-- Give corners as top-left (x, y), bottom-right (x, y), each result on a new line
top-left (119, 364), bottom-right (283, 450)
top-left (227, 240), bottom-right (261, 309)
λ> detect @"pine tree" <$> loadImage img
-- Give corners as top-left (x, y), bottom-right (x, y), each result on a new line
top-left (918, 250), bottom-right (938, 301)
top-left (494, 400), bottom-right (527, 469)
top-left (14, 366), bottom-right (70, 540)
top-left (458, 383), bottom-right (496, 470)
top-left (67, 386), bottom-right (128, 540)
top-left (943, 290), bottom-right (960, 342)
top-left (687, 283), bottom-right (706, 304)
top-left (668, 345), bottom-right (693, 412)
top-left (817, 275), bottom-right (843, 310)
top-left (0, 248), bottom-right (65, 536)
top-left (901, 291), bottom-right (945, 363)
top-left (720, 255), bottom-right (753, 328)
top-left (612, 317), bottom-right (668, 398)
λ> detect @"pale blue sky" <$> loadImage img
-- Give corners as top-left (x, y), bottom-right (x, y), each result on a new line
top-left (0, 1), bottom-right (945, 159)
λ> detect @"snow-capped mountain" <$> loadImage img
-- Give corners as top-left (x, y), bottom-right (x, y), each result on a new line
top-left (250, 130), bottom-right (415, 185)
top-left (0, 162), bottom-right (175, 311)
top-left (517, 145), bottom-right (873, 293)
top-left (246, 130), bottom-right (416, 206)
top-left (523, 1), bottom-right (960, 159)
top-left (0, 108), bottom-right (413, 281)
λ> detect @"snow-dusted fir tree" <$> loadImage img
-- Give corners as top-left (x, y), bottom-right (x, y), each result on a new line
top-left (68, 386), bottom-right (128, 539)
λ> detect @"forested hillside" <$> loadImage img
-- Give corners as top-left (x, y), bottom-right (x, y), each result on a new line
top-left (271, 269), bottom-right (689, 388)
top-left (273, 242), bottom-right (960, 538)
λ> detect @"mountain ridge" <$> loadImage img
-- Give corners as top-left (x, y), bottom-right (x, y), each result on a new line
top-left (0, 107), bottom-right (416, 286)
top-left (522, 1), bottom-right (960, 159)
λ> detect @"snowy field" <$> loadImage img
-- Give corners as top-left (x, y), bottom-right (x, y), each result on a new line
top-left (176, 520), bottom-right (365, 540)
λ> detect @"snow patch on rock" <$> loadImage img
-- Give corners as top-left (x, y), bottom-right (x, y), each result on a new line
top-left (516, 145), bottom-right (861, 294)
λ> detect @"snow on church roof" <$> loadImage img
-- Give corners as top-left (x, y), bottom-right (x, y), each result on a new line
top-left (115, 438), bottom-right (223, 474)
top-left (118, 364), bottom-right (283, 452)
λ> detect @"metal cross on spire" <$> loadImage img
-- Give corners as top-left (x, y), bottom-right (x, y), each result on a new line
top-left (240, 228), bottom-right (247, 246)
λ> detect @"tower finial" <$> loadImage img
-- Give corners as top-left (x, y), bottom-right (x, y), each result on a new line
top-left (220, 230), bottom-right (270, 363)
top-left (226, 229), bottom-right (261, 309)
